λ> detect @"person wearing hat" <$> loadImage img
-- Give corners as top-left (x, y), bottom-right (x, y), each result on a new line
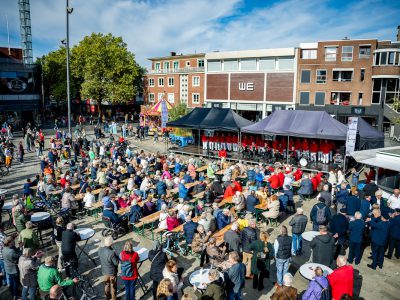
top-left (329, 208), bottom-right (349, 259)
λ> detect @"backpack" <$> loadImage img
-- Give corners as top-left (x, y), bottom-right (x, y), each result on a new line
top-left (121, 253), bottom-right (135, 277)
top-left (316, 205), bottom-right (327, 224)
top-left (315, 279), bottom-right (332, 300)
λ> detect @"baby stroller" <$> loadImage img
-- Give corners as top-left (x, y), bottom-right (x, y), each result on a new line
top-left (102, 216), bottom-right (127, 240)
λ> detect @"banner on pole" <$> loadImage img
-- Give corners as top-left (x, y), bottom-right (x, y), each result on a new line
top-left (345, 117), bottom-right (358, 156)
top-left (161, 100), bottom-right (168, 129)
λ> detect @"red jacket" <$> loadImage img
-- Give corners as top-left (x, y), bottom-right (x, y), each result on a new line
top-left (167, 216), bottom-right (180, 231)
top-left (224, 185), bottom-right (235, 198)
top-left (201, 135), bottom-right (207, 142)
top-left (277, 172), bottom-right (285, 187)
top-left (310, 142), bottom-right (318, 153)
top-left (328, 265), bottom-right (354, 300)
top-left (293, 169), bottom-right (303, 181)
top-left (233, 181), bottom-right (242, 193)
top-left (268, 174), bottom-right (280, 189)
top-left (218, 149), bottom-right (227, 158)
top-left (311, 176), bottom-right (319, 191)
top-left (119, 251), bottom-right (139, 280)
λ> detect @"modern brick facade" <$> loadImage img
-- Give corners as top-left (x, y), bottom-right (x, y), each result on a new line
top-left (144, 53), bottom-right (205, 108)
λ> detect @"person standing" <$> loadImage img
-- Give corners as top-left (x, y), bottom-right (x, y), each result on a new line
top-left (388, 189), bottom-right (400, 210)
top-left (0, 223), bottom-right (9, 287)
top-left (61, 223), bottom-right (81, 277)
top-left (223, 222), bottom-right (241, 254)
top-left (3, 236), bottom-right (21, 300)
top-left (329, 208), bottom-right (349, 259)
top-left (119, 241), bottom-right (139, 300)
top-left (18, 141), bottom-right (25, 164)
top-left (367, 209), bottom-right (390, 270)
top-left (347, 211), bottom-right (365, 265)
top-left (386, 208), bottom-right (400, 259)
top-left (310, 225), bottom-right (335, 267)
top-left (162, 260), bottom-right (183, 300)
top-left (274, 225), bottom-right (292, 287)
top-left (225, 251), bottom-right (246, 300)
top-left (18, 248), bottom-right (43, 300)
top-left (310, 198), bottom-right (331, 231)
top-left (17, 221), bottom-right (40, 252)
top-left (99, 237), bottom-right (119, 300)
top-left (148, 241), bottom-right (168, 300)
top-left (302, 267), bottom-right (329, 300)
top-left (288, 208), bottom-right (308, 256)
top-left (240, 219), bottom-right (258, 278)
top-left (327, 256), bottom-right (354, 300)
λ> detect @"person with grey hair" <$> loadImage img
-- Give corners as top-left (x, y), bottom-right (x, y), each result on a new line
top-left (274, 226), bottom-right (292, 286)
top-left (310, 225), bottom-right (335, 267)
top-left (327, 256), bottom-right (354, 300)
top-left (99, 236), bottom-right (119, 300)
top-left (348, 211), bottom-right (365, 264)
top-left (271, 273), bottom-right (298, 299)
top-left (183, 215), bottom-right (198, 245)
top-left (191, 224), bottom-right (212, 267)
top-left (17, 221), bottom-right (40, 252)
top-left (316, 184), bottom-right (332, 207)
top-left (18, 247), bottom-right (43, 300)
top-left (289, 208), bottom-right (308, 256)
top-left (61, 223), bottom-right (81, 278)
top-left (193, 268), bottom-right (224, 300)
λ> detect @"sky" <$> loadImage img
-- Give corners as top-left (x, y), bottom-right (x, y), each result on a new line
top-left (0, 0), bottom-right (399, 68)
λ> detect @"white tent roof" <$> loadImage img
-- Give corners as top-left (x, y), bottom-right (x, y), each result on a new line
top-left (350, 146), bottom-right (400, 172)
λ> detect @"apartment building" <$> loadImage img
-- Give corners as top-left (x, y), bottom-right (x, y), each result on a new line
top-left (204, 48), bottom-right (298, 121)
top-left (144, 52), bottom-right (205, 107)
top-left (296, 35), bottom-right (400, 127)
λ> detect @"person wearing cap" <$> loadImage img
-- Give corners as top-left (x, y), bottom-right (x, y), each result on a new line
top-left (386, 208), bottom-right (400, 259)
top-left (329, 208), bottom-right (349, 259)
top-left (348, 211), bottom-right (365, 265)
top-left (270, 273), bottom-right (297, 299)
top-left (289, 208), bottom-right (308, 256)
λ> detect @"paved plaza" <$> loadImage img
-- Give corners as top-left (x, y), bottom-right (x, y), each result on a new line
top-left (0, 127), bottom-right (399, 300)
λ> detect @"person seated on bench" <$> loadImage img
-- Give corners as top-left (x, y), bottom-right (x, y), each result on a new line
top-left (217, 208), bottom-right (231, 230)
top-left (246, 190), bottom-right (260, 214)
top-left (143, 196), bottom-right (156, 216)
top-left (183, 215), bottom-right (198, 246)
top-left (129, 199), bottom-right (143, 224)
top-left (233, 191), bottom-right (246, 213)
top-left (298, 174), bottom-right (313, 200)
top-left (262, 195), bottom-right (280, 221)
top-left (179, 180), bottom-right (190, 200)
top-left (103, 202), bottom-right (125, 224)
top-left (167, 210), bottom-right (180, 231)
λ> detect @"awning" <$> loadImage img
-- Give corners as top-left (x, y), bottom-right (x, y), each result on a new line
top-left (350, 146), bottom-right (400, 172)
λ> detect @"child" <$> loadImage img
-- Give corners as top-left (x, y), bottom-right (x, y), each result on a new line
top-left (351, 167), bottom-right (359, 187)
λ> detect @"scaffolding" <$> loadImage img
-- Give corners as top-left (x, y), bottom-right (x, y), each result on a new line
top-left (18, 0), bottom-right (33, 65)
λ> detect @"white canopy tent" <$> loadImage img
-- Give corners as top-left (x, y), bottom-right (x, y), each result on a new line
top-left (350, 146), bottom-right (400, 172)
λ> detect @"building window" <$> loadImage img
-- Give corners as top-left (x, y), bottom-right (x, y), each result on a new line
top-left (163, 61), bottom-right (170, 70)
top-left (300, 70), bottom-right (311, 83)
top-left (157, 93), bottom-right (164, 101)
top-left (240, 58), bottom-right (257, 71)
top-left (192, 76), bottom-right (200, 86)
top-left (149, 93), bottom-right (155, 103)
top-left (386, 79), bottom-right (400, 106)
top-left (333, 70), bottom-right (353, 82)
top-left (331, 92), bottom-right (351, 105)
top-left (341, 46), bottom-right (353, 61)
top-left (388, 52), bottom-right (395, 65)
top-left (372, 79), bottom-right (381, 104)
top-left (168, 77), bottom-right (174, 86)
top-left (380, 52), bottom-right (388, 65)
top-left (259, 58), bottom-right (275, 70)
top-left (301, 49), bottom-right (317, 59)
top-left (315, 92), bottom-right (325, 106)
top-left (277, 57), bottom-right (294, 70)
top-left (155, 62), bottom-right (160, 71)
top-left (358, 93), bottom-right (363, 105)
top-left (316, 70), bottom-right (327, 84)
top-left (173, 61), bottom-right (179, 70)
top-left (299, 92), bottom-right (310, 105)
top-left (158, 77), bottom-right (164, 86)
top-left (224, 59), bottom-right (239, 71)
top-left (325, 47), bottom-right (337, 61)
top-left (360, 69), bottom-right (365, 81)
top-left (148, 78), bottom-right (154, 87)
top-left (359, 45), bottom-right (371, 58)
top-left (168, 93), bottom-right (174, 103)
top-left (207, 60), bottom-right (221, 72)
top-left (192, 93), bottom-right (200, 104)
top-left (186, 61), bottom-right (191, 67)
top-left (198, 59), bottom-right (204, 68)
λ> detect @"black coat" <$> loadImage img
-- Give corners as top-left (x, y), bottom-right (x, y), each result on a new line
top-left (240, 227), bottom-right (258, 252)
top-left (310, 234), bottom-right (335, 267)
top-left (61, 229), bottom-right (81, 256)
top-left (329, 214), bottom-right (349, 239)
top-left (148, 249), bottom-right (168, 282)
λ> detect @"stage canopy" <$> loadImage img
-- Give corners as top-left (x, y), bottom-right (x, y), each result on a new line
top-left (167, 108), bottom-right (253, 131)
top-left (357, 117), bottom-right (385, 150)
top-left (242, 110), bottom-right (348, 140)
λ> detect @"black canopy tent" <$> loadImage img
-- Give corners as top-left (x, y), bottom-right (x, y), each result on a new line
top-left (356, 117), bottom-right (385, 150)
top-left (167, 108), bottom-right (253, 153)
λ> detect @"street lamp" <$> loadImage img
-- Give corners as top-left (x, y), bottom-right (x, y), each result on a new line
top-left (66, 0), bottom-right (73, 136)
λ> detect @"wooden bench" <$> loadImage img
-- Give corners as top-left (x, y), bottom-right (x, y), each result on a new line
top-left (171, 216), bottom-right (201, 233)
top-left (85, 201), bottom-right (103, 218)
top-left (211, 223), bottom-right (233, 247)
top-left (195, 165), bottom-right (207, 173)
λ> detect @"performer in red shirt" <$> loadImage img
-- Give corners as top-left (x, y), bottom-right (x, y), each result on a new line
top-left (293, 168), bottom-right (303, 181)
top-left (208, 134), bottom-right (215, 150)
top-left (277, 169), bottom-right (285, 188)
top-left (214, 133), bottom-right (221, 150)
top-left (201, 134), bottom-right (208, 150)
top-left (294, 138), bottom-right (302, 160)
top-left (232, 134), bottom-right (239, 152)
top-left (226, 134), bottom-right (232, 152)
top-left (220, 134), bottom-right (227, 150)
top-left (320, 140), bottom-right (331, 164)
top-left (310, 140), bottom-right (319, 162)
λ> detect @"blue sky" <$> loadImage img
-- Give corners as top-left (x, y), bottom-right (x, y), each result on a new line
top-left (0, 0), bottom-right (399, 67)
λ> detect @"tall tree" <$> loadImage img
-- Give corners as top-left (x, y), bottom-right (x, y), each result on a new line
top-left (71, 33), bottom-right (141, 117)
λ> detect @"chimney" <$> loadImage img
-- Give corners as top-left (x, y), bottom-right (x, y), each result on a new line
top-left (397, 25), bottom-right (400, 41)
top-left (170, 51), bottom-right (176, 56)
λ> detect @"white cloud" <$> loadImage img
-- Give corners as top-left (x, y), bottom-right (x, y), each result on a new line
top-left (0, 0), bottom-right (398, 67)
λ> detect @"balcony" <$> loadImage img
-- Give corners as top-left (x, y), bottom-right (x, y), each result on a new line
top-left (147, 66), bottom-right (204, 74)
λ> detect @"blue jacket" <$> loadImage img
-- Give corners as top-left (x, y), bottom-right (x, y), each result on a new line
top-left (178, 183), bottom-right (188, 199)
top-left (389, 215), bottom-right (400, 239)
top-left (302, 276), bottom-right (329, 300)
top-left (255, 173), bottom-right (264, 183)
top-left (247, 169), bottom-right (256, 182)
top-left (284, 189), bottom-right (294, 204)
top-left (360, 199), bottom-right (371, 219)
top-left (279, 194), bottom-right (289, 211)
top-left (298, 178), bottom-right (313, 196)
top-left (23, 183), bottom-right (32, 195)
top-left (91, 167), bottom-right (97, 180)
top-left (156, 181), bottom-right (167, 196)
top-left (345, 195), bottom-right (360, 216)
top-left (40, 160), bottom-right (47, 172)
top-left (129, 205), bottom-right (143, 223)
top-left (217, 211), bottom-right (230, 230)
top-left (329, 214), bottom-right (349, 239)
top-left (336, 188), bottom-right (349, 204)
top-left (183, 174), bottom-right (194, 184)
top-left (370, 217), bottom-right (390, 246)
top-left (103, 209), bottom-right (121, 224)
top-left (156, 199), bottom-right (166, 211)
top-left (48, 151), bottom-right (55, 163)
top-left (183, 221), bottom-right (198, 244)
top-left (310, 202), bottom-right (331, 224)
top-left (174, 163), bottom-right (182, 174)
top-left (348, 219), bottom-right (365, 243)
top-left (246, 195), bottom-right (259, 213)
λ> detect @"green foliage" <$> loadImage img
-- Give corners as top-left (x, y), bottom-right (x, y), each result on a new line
top-left (168, 103), bottom-right (189, 121)
top-left (391, 96), bottom-right (400, 112)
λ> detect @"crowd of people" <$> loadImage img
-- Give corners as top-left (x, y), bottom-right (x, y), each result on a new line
top-left (0, 123), bottom-right (399, 300)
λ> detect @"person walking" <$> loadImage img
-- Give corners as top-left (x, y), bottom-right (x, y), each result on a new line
top-left (99, 237), bottom-right (119, 300)
top-left (288, 208), bottom-right (308, 256)
top-left (18, 141), bottom-right (25, 164)
top-left (347, 211), bottom-right (365, 265)
top-left (119, 241), bottom-right (139, 300)
top-left (61, 223), bottom-right (81, 277)
top-left (149, 241), bottom-right (168, 300)
top-left (274, 225), bottom-right (292, 287)
top-left (240, 219), bottom-right (258, 278)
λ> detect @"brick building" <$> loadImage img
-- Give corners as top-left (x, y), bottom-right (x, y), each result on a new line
top-left (204, 48), bottom-right (298, 121)
top-left (296, 34), bottom-right (400, 128)
top-left (144, 52), bottom-right (205, 107)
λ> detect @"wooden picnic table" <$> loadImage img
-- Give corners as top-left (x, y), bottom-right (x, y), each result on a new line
top-left (168, 181), bottom-right (199, 195)
top-left (74, 188), bottom-right (103, 201)
top-left (217, 196), bottom-right (233, 208)
top-left (195, 165), bottom-right (207, 173)
top-left (211, 223), bottom-right (233, 246)
top-left (171, 216), bottom-right (200, 233)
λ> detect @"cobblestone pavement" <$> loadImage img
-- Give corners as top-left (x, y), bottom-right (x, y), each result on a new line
top-left (0, 126), bottom-right (399, 300)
